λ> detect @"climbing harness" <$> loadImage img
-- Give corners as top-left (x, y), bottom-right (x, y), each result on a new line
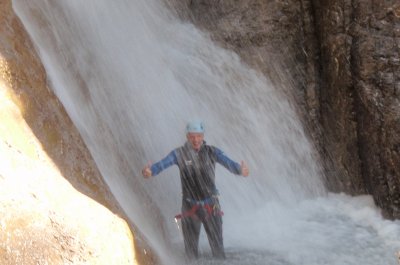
top-left (175, 197), bottom-right (224, 220)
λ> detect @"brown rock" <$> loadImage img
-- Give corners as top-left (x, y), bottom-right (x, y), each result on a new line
top-left (181, 0), bottom-right (400, 218)
top-left (0, 0), bottom-right (155, 263)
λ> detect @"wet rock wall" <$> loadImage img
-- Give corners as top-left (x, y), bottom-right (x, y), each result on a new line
top-left (173, 0), bottom-right (400, 219)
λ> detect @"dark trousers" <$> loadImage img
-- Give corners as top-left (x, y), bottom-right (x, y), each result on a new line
top-left (181, 199), bottom-right (225, 259)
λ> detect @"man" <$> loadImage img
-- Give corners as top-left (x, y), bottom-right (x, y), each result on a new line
top-left (142, 121), bottom-right (249, 259)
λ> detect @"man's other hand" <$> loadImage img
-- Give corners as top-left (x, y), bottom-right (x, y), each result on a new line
top-left (241, 161), bottom-right (249, 177)
top-left (142, 163), bottom-right (152, 178)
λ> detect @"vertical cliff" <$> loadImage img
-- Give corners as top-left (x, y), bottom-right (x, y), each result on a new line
top-left (313, 0), bottom-right (400, 218)
top-left (174, 0), bottom-right (400, 219)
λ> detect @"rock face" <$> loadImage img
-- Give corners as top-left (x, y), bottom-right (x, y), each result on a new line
top-left (313, 0), bottom-right (400, 218)
top-left (0, 0), bottom-right (118, 216)
top-left (0, 132), bottom-right (136, 265)
top-left (0, 0), bottom-right (154, 263)
top-left (175, 0), bottom-right (400, 219)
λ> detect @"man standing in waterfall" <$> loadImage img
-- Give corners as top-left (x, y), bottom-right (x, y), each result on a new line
top-left (142, 121), bottom-right (249, 260)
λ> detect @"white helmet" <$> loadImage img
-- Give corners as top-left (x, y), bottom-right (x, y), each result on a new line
top-left (186, 121), bottom-right (205, 134)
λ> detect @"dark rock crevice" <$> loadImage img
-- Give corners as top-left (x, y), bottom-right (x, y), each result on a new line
top-left (312, 0), bottom-right (365, 196)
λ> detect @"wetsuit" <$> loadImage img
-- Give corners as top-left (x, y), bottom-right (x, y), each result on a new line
top-left (150, 141), bottom-right (242, 259)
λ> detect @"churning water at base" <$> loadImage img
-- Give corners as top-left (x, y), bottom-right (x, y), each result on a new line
top-left (12, 0), bottom-right (400, 264)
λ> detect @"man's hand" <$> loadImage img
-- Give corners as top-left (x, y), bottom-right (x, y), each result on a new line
top-left (142, 163), bottom-right (152, 178)
top-left (241, 161), bottom-right (249, 177)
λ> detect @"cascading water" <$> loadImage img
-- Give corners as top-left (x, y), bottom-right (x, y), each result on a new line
top-left (12, 0), bottom-right (400, 264)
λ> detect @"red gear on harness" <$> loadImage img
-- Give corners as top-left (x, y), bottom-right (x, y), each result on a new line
top-left (175, 200), bottom-right (224, 220)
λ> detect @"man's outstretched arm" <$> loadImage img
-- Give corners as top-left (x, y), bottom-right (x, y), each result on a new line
top-left (142, 150), bottom-right (178, 178)
top-left (214, 147), bottom-right (249, 177)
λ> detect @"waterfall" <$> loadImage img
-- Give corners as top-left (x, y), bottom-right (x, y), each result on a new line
top-left (12, 0), bottom-right (400, 264)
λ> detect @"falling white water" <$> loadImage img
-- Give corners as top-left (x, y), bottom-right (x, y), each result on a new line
top-left (12, 0), bottom-right (400, 264)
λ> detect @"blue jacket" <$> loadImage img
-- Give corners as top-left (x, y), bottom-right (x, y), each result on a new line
top-left (151, 141), bottom-right (241, 200)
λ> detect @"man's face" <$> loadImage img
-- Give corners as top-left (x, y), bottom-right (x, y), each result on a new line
top-left (186, 132), bottom-right (204, 151)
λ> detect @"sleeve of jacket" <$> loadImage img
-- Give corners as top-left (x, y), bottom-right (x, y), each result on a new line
top-left (213, 147), bottom-right (242, 175)
top-left (150, 150), bottom-right (178, 176)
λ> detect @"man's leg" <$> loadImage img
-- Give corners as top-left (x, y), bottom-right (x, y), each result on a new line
top-left (181, 216), bottom-right (201, 259)
top-left (203, 214), bottom-right (225, 259)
